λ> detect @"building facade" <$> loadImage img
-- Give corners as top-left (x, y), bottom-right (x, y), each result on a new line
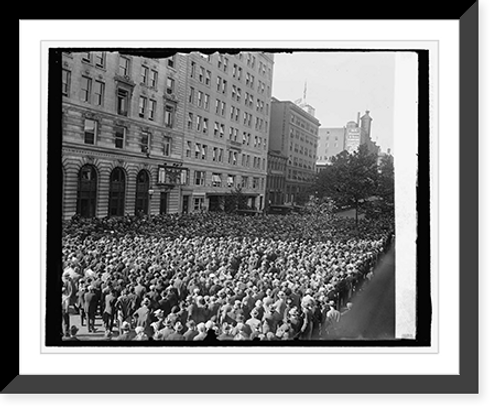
top-left (61, 50), bottom-right (274, 220)
top-left (316, 127), bottom-right (346, 163)
top-left (265, 150), bottom-right (288, 206)
top-left (180, 51), bottom-right (274, 212)
top-left (61, 51), bottom-right (186, 220)
top-left (315, 111), bottom-right (379, 172)
top-left (269, 98), bottom-right (321, 205)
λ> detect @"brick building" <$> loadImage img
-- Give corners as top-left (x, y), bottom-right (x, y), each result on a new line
top-left (265, 150), bottom-right (288, 206)
top-left (269, 97), bottom-right (321, 205)
top-left (61, 50), bottom-right (274, 219)
top-left (180, 51), bottom-right (274, 212)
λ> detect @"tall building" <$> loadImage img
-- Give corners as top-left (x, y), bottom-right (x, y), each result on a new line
top-left (61, 50), bottom-right (274, 219)
top-left (266, 150), bottom-right (288, 206)
top-left (181, 51), bottom-right (273, 212)
top-left (61, 51), bottom-right (186, 220)
top-left (269, 97), bottom-right (321, 205)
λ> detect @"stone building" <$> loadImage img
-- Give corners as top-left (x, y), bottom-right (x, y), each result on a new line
top-left (60, 50), bottom-right (274, 219)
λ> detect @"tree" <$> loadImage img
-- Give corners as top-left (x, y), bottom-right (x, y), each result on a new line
top-left (313, 144), bottom-right (379, 226)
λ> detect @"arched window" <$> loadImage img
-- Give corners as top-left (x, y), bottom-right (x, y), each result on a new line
top-left (135, 169), bottom-right (150, 216)
top-left (76, 164), bottom-right (97, 218)
top-left (108, 167), bottom-right (126, 216)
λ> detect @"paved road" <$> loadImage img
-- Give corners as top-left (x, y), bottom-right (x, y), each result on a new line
top-left (333, 244), bottom-right (395, 340)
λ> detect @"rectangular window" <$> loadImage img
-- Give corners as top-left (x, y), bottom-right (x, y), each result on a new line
top-left (181, 169), bottom-right (190, 185)
top-left (95, 52), bottom-right (105, 68)
top-left (222, 79), bottom-right (227, 94)
top-left (114, 126), bottom-right (126, 149)
top-left (190, 61), bottom-right (196, 78)
top-left (149, 99), bottom-right (157, 120)
top-left (212, 173), bottom-right (222, 187)
top-left (219, 124), bottom-right (225, 138)
top-left (202, 119), bottom-right (208, 135)
top-left (84, 119), bottom-right (96, 145)
top-left (62, 69), bottom-right (71, 96)
top-left (189, 87), bottom-right (195, 104)
top-left (150, 70), bottom-right (158, 88)
top-left (187, 113), bottom-right (193, 129)
top-left (80, 77), bottom-right (92, 102)
top-left (194, 197), bottom-right (204, 211)
top-left (196, 115), bottom-right (202, 131)
top-left (140, 132), bottom-right (150, 154)
top-left (82, 52), bottom-right (92, 63)
top-left (227, 175), bottom-right (235, 188)
top-left (198, 66), bottom-right (205, 83)
top-left (163, 136), bottom-right (172, 156)
top-left (117, 89), bottom-right (129, 116)
top-left (119, 56), bottom-right (129, 76)
top-left (94, 81), bottom-right (105, 106)
top-left (186, 141), bottom-right (192, 158)
top-left (194, 171), bottom-right (205, 186)
top-left (212, 147), bottom-right (218, 162)
top-left (141, 66), bottom-right (149, 84)
top-left (221, 101), bottom-right (226, 116)
top-left (167, 55), bottom-right (175, 68)
top-left (195, 143), bottom-right (201, 159)
top-left (241, 176), bottom-right (248, 188)
top-left (204, 94), bottom-right (210, 110)
top-left (214, 122), bottom-right (219, 137)
top-left (198, 91), bottom-right (204, 107)
top-left (165, 105), bottom-right (174, 127)
top-left (139, 96), bottom-right (147, 118)
top-left (215, 99), bottom-right (221, 114)
top-left (205, 70), bottom-right (211, 86)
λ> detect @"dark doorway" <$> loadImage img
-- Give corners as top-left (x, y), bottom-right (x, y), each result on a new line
top-left (182, 195), bottom-right (190, 214)
top-left (160, 192), bottom-right (168, 215)
top-left (108, 167), bottom-right (126, 216)
top-left (76, 164), bottom-right (97, 218)
top-left (135, 170), bottom-right (150, 215)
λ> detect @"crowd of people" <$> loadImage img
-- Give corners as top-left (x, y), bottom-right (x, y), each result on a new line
top-left (61, 211), bottom-right (394, 342)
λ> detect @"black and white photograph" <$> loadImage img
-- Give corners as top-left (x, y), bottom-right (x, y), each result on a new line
top-left (47, 47), bottom-right (428, 347)
top-left (14, 10), bottom-right (488, 400)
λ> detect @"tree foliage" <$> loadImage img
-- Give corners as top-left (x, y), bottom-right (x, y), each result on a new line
top-left (312, 144), bottom-right (394, 224)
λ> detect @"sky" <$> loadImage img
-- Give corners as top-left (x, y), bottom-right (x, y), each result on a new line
top-left (271, 52), bottom-right (396, 153)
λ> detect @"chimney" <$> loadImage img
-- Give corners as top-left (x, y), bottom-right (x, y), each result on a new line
top-left (357, 112), bottom-right (360, 126)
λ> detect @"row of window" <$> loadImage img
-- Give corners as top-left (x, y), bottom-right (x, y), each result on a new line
top-left (289, 142), bottom-right (316, 158)
top-left (188, 170), bottom-right (265, 190)
top-left (290, 114), bottom-right (319, 135)
top-left (64, 72), bottom-right (177, 127)
top-left (187, 112), bottom-right (268, 145)
top-left (290, 156), bottom-right (316, 171)
top-left (289, 127), bottom-right (318, 147)
top-left (65, 51), bottom-right (176, 72)
top-left (191, 59), bottom-right (271, 98)
top-left (199, 52), bottom-right (271, 79)
top-left (82, 118), bottom-right (173, 156)
top-left (184, 141), bottom-right (267, 170)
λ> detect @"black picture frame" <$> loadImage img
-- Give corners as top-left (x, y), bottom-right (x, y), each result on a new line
top-left (9, 6), bottom-right (478, 393)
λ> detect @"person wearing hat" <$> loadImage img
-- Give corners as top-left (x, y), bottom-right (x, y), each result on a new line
top-left (114, 322), bottom-right (136, 341)
top-left (83, 285), bottom-right (98, 333)
top-left (103, 288), bottom-right (118, 336)
top-left (65, 325), bottom-right (80, 341)
top-left (165, 321), bottom-right (185, 341)
top-left (133, 326), bottom-right (148, 341)
top-left (182, 320), bottom-right (198, 341)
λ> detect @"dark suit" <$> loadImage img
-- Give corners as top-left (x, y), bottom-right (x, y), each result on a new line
top-left (103, 293), bottom-right (117, 332)
top-left (83, 290), bottom-right (98, 332)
